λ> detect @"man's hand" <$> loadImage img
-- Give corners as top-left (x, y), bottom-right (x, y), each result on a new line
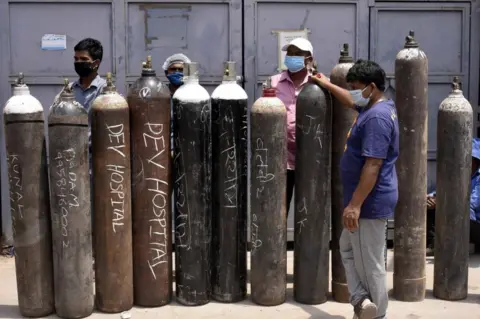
top-left (427, 196), bottom-right (436, 209)
top-left (310, 73), bottom-right (330, 88)
top-left (343, 203), bottom-right (361, 231)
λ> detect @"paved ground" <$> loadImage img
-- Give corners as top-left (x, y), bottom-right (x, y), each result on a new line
top-left (0, 251), bottom-right (479, 319)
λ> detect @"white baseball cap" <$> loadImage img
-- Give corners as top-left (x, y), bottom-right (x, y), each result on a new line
top-left (282, 38), bottom-right (313, 56)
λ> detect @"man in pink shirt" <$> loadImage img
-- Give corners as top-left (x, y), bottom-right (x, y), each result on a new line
top-left (271, 38), bottom-right (314, 213)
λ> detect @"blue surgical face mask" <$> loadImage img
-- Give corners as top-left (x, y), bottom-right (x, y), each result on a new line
top-left (349, 85), bottom-right (372, 107)
top-left (284, 56), bottom-right (305, 73)
top-left (167, 72), bottom-right (184, 86)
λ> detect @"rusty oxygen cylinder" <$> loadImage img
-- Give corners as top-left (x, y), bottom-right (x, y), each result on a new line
top-left (3, 73), bottom-right (54, 317)
top-left (48, 79), bottom-right (94, 318)
top-left (128, 56), bottom-right (172, 307)
top-left (294, 63), bottom-right (333, 305)
top-left (172, 62), bottom-right (212, 306)
top-left (250, 77), bottom-right (287, 306)
top-left (91, 72), bottom-right (133, 312)
top-left (393, 30), bottom-right (428, 301)
top-left (434, 76), bottom-right (472, 301)
top-left (211, 61), bottom-right (248, 303)
top-left (330, 43), bottom-right (355, 303)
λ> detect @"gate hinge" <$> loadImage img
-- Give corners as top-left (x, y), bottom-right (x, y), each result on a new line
top-left (368, 0), bottom-right (375, 7)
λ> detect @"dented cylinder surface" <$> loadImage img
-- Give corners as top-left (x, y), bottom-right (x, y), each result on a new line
top-left (48, 82), bottom-right (94, 318)
top-left (294, 82), bottom-right (332, 304)
top-left (330, 44), bottom-right (355, 303)
top-left (128, 59), bottom-right (173, 307)
top-left (250, 81), bottom-right (287, 306)
top-left (211, 62), bottom-right (248, 303)
top-left (393, 31), bottom-right (428, 301)
top-left (91, 75), bottom-right (133, 312)
top-left (4, 75), bottom-right (54, 317)
top-left (172, 62), bottom-right (212, 306)
top-left (433, 78), bottom-right (472, 301)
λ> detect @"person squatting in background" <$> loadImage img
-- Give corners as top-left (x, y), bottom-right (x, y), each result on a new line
top-left (426, 137), bottom-right (480, 256)
top-left (271, 37), bottom-right (315, 214)
top-left (312, 59), bottom-right (399, 319)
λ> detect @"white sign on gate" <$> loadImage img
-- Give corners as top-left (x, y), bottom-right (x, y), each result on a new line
top-left (41, 34), bottom-right (67, 51)
top-left (272, 29), bottom-right (310, 71)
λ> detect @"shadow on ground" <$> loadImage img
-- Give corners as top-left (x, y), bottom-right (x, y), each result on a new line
top-left (285, 287), bottom-right (347, 319)
top-left (0, 304), bottom-right (26, 318)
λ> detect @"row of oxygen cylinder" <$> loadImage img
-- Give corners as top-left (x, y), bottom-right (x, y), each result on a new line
top-left (2, 29), bottom-right (474, 319)
top-left (4, 54), bottom-right (335, 319)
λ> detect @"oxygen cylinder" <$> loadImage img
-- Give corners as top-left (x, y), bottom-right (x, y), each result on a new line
top-left (128, 56), bottom-right (172, 307)
top-left (91, 72), bottom-right (133, 312)
top-left (172, 62), bottom-right (212, 306)
top-left (434, 76), bottom-right (472, 300)
top-left (330, 43), bottom-right (355, 303)
top-left (250, 78), bottom-right (287, 306)
top-left (48, 79), bottom-right (94, 318)
top-left (211, 61), bottom-right (248, 303)
top-left (3, 73), bottom-right (54, 317)
top-left (393, 30), bottom-right (428, 301)
top-left (294, 70), bottom-right (332, 305)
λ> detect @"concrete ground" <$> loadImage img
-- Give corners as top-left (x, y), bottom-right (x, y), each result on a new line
top-left (0, 251), bottom-right (479, 319)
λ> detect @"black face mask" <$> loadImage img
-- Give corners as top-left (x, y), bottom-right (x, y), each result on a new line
top-left (74, 62), bottom-right (96, 78)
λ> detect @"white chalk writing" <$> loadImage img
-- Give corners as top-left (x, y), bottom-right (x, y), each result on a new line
top-left (301, 114), bottom-right (324, 150)
top-left (254, 138), bottom-right (275, 199)
top-left (251, 213), bottom-right (262, 254)
top-left (143, 122), bottom-right (169, 279)
top-left (139, 87), bottom-right (152, 99)
top-left (106, 122), bottom-right (127, 232)
top-left (106, 123), bottom-right (126, 158)
top-left (296, 197), bottom-right (308, 235)
top-left (7, 154), bottom-right (23, 237)
top-left (53, 149), bottom-right (78, 248)
top-left (220, 107), bottom-right (238, 209)
top-left (173, 137), bottom-right (191, 248)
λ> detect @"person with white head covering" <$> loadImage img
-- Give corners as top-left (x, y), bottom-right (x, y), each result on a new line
top-left (270, 37), bottom-right (315, 214)
top-left (163, 53), bottom-right (191, 96)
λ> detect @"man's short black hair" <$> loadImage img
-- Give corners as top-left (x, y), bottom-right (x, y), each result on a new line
top-left (346, 59), bottom-right (386, 91)
top-left (74, 38), bottom-right (103, 62)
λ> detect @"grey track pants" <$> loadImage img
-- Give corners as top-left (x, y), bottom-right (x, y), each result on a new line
top-left (340, 218), bottom-right (388, 319)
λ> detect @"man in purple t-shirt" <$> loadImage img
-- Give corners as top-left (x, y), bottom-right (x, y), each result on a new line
top-left (312, 59), bottom-right (399, 319)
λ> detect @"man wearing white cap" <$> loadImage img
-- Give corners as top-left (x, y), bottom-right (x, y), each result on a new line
top-left (271, 37), bottom-right (315, 214)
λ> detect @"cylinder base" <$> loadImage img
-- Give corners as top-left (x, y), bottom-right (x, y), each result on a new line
top-left (212, 293), bottom-right (246, 303)
top-left (20, 308), bottom-right (55, 318)
top-left (176, 298), bottom-right (210, 307)
top-left (294, 294), bottom-right (327, 305)
top-left (332, 281), bottom-right (350, 303)
top-left (251, 298), bottom-right (285, 307)
top-left (433, 288), bottom-right (468, 301)
top-left (56, 309), bottom-right (94, 319)
top-left (393, 276), bottom-right (426, 301)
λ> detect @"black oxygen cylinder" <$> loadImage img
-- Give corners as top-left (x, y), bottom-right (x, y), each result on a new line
top-left (3, 73), bottom-right (54, 317)
top-left (48, 79), bottom-right (94, 318)
top-left (211, 61), bottom-right (248, 303)
top-left (434, 77), bottom-right (472, 301)
top-left (330, 44), bottom-right (355, 303)
top-left (172, 62), bottom-right (212, 306)
top-left (294, 73), bottom-right (332, 305)
top-left (250, 78), bottom-right (287, 306)
top-left (393, 30), bottom-right (428, 301)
